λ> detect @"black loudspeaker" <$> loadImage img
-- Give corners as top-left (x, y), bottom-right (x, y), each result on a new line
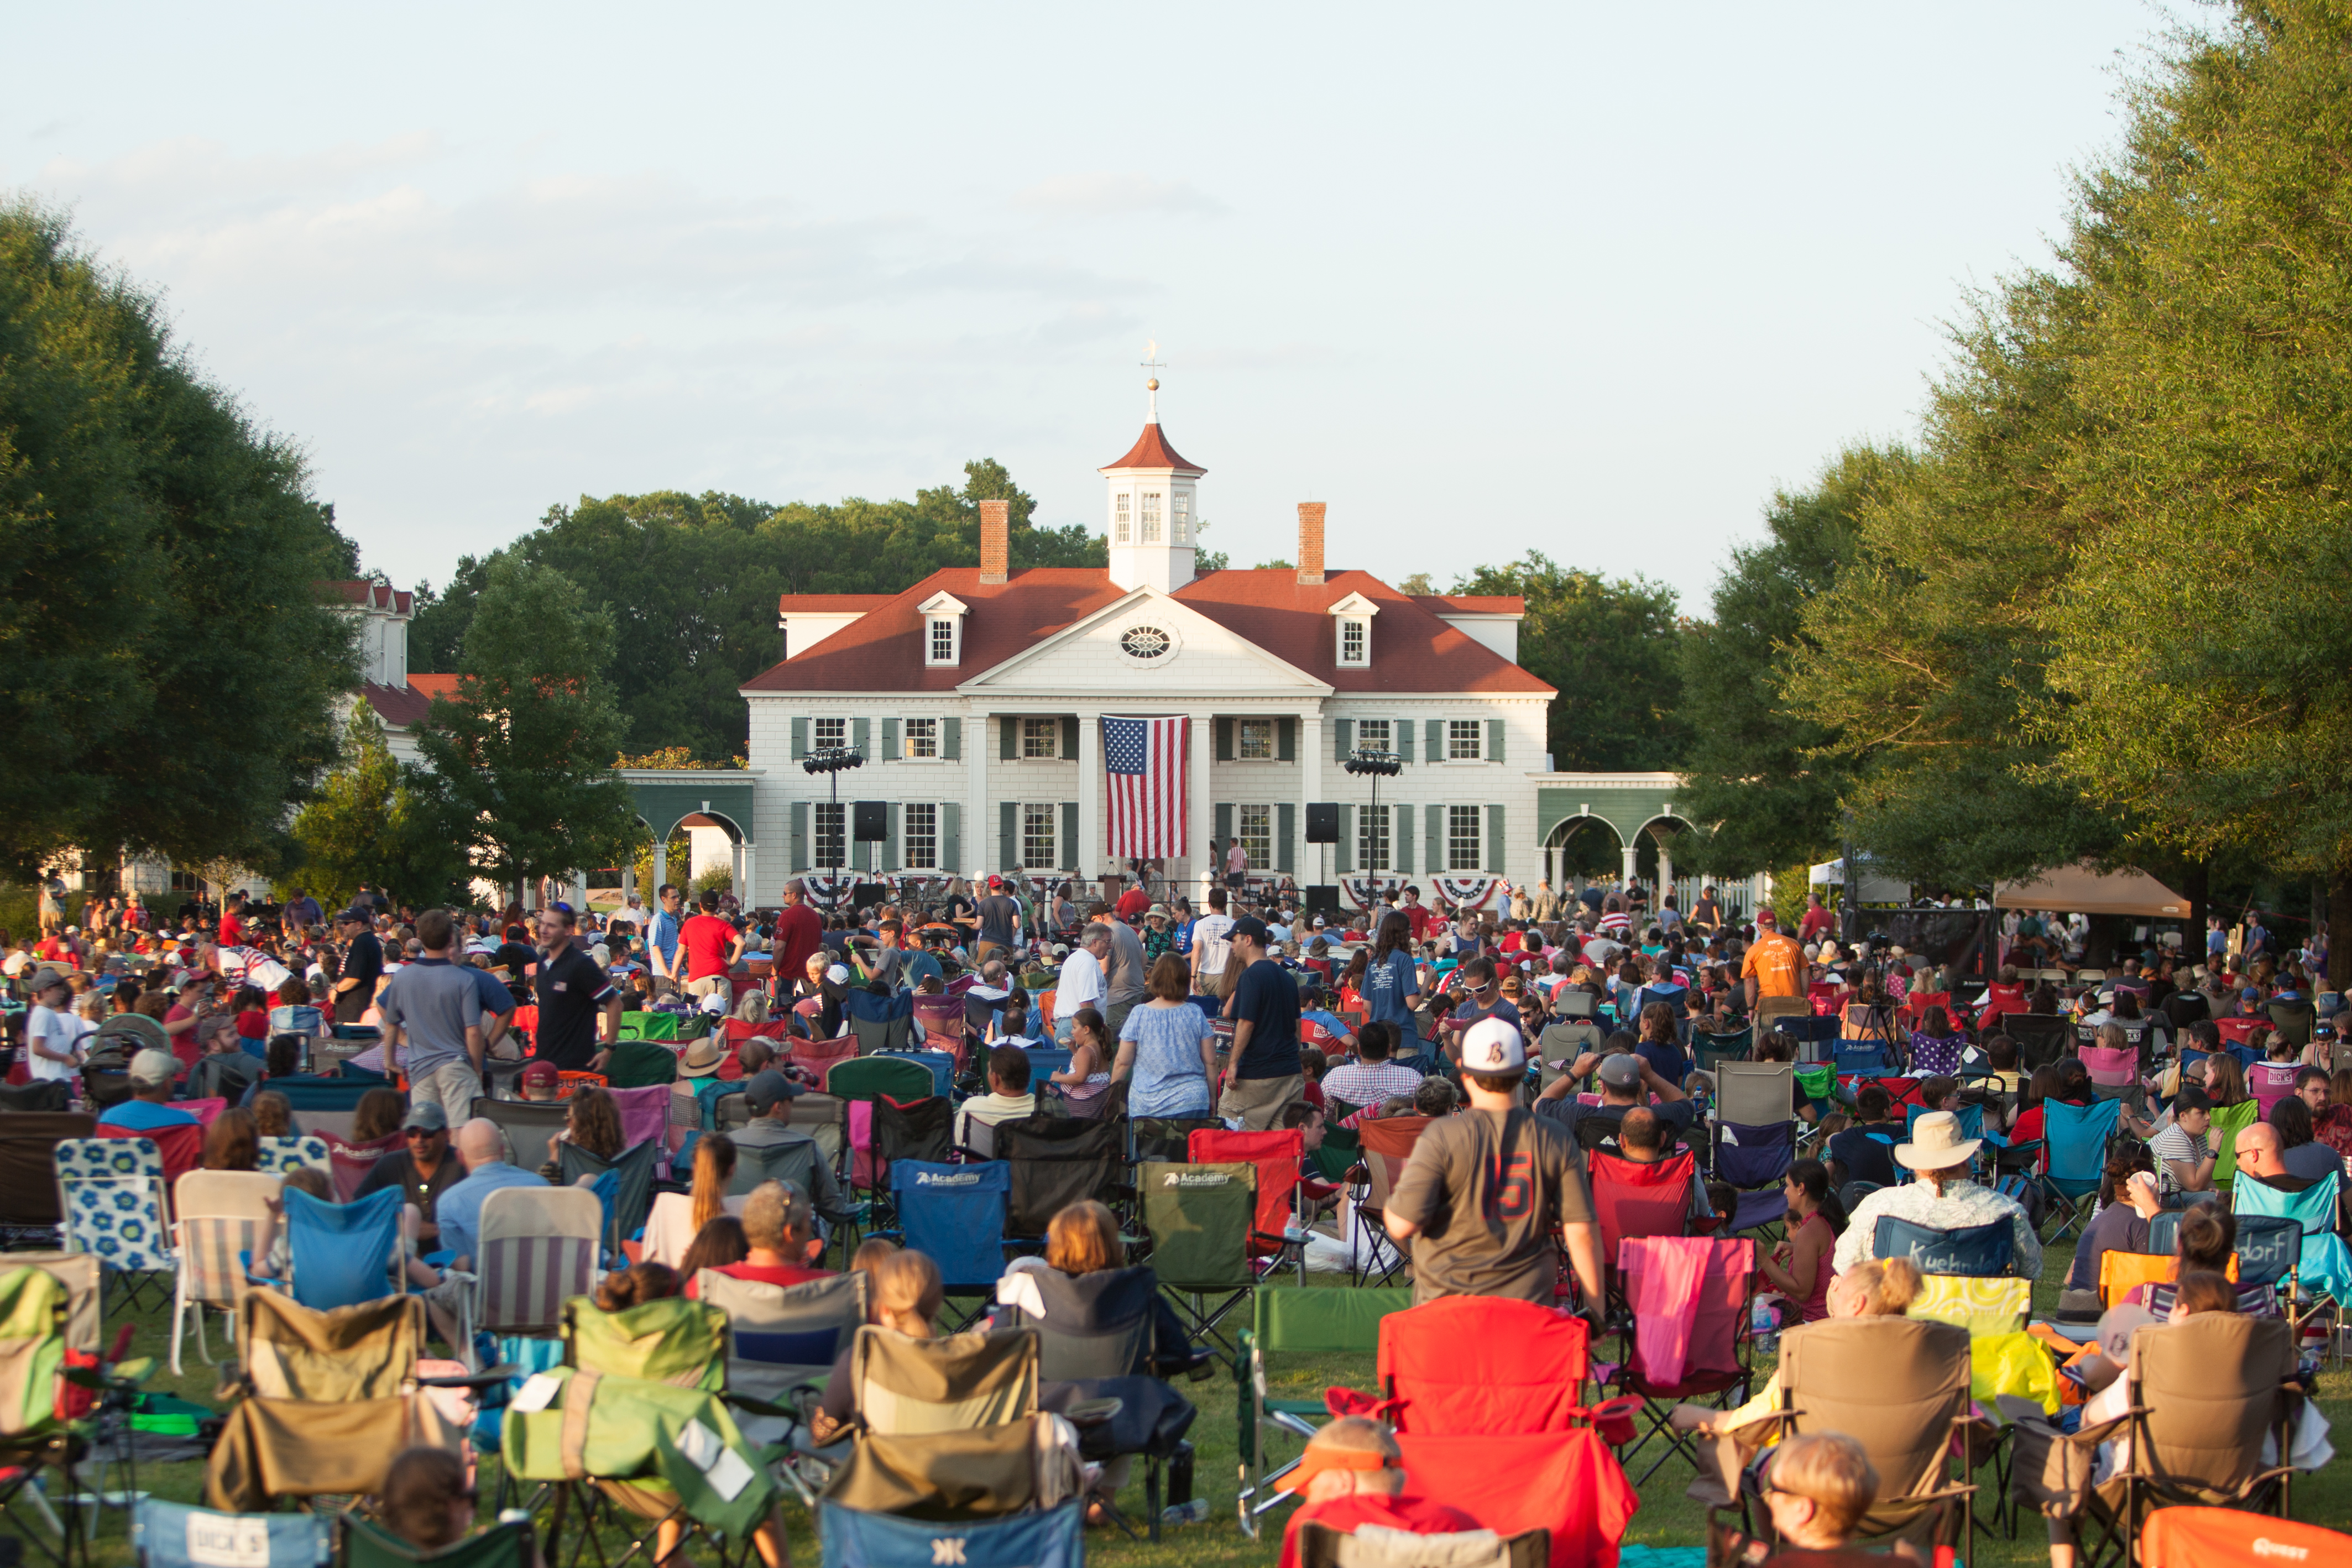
top-left (1304, 802), bottom-right (1340, 844)
top-left (1305, 885), bottom-right (1342, 918)
top-left (853, 801), bottom-right (889, 842)
top-left (851, 881), bottom-right (890, 910)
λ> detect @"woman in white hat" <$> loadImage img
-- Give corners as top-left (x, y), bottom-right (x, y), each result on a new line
top-left (1831, 1110), bottom-right (2042, 1279)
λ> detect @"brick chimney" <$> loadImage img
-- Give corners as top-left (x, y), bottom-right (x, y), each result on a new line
top-left (1296, 502), bottom-right (1326, 586)
top-left (978, 499), bottom-right (1010, 584)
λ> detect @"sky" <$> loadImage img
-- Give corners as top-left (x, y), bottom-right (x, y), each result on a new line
top-left (8, 1), bottom-right (2178, 611)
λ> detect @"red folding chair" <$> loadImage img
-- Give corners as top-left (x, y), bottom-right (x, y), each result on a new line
top-left (2216, 1018), bottom-right (2264, 1047)
top-left (1899, 990), bottom-right (1953, 1031)
top-left (101, 1120), bottom-right (204, 1197)
top-left (1353, 1115), bottom-right (1431, 1287)
top-left (1190, 1127), bottom-right (1305, 1273)
top-left (1611, 1235), bottom-right (1756, 1486)
top-left (789, 1034), bottom-right (858, 1081)
top-left (1389, 1430), bottom-right (1639, 1568)
top-left (1373, 1296), bottom-right (1597, 1434)
top-left (326, 1131), bottom-right (401, 1202)
top-left (1587, 1147), bottom-right (1698, 1288)
top-left (911, 994), bottom-right (969, 1072)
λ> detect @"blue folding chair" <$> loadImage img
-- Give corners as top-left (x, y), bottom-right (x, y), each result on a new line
top-left (2235, 1172), bottom-right (2352, 1308)
top-left (134, 1498), bottom-right (332, 1568)
top-left (1903, 1101), bottom-right (1986, 1146)
top-left (558, 1137), bottom-right (661, 1256)
top-left (1833, 1045), bottom-right (1892, 1076)
top-left (282, 1185), bottom-right (404, 1310)
top-left (1713, 1118), bottom-right (1795, 1233)
top-left (884, 1160), bottom-right (1008, 1315)
top-left (2146, 1208), bottom-right (2182, 1256)
top-left (1872, 1215), bottom-right (2015, 1277)
top-left (819, 1500), bottom-right (1081, 1568)
top-left (841, 989), bottom-right (915, 1053)
top-left (2039, 1097), bottom-right (2121, 1242)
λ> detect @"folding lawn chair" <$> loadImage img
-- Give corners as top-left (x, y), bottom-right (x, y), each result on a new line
top-left (694, 1267), bottom-right (869, 1421)
top-left (254, 1135), bottom-right (331, 1179)
top-left (1688, 1027), bottom-right (1752, 1074)
top-left (1131, 1116), bottom-right (1221, 1164)
top-left (2139, 1506), bottom-right (2349, 1568)
top-left (870, 1095), bottom-right (953, 1204)
top-left (1137, 1160), bottom-right (1257, 1355)
top-left (272, 1185), bottom-right (405, 1311)
top-left (1909, 1274), bottom-right (2034, 1336)
top-left (886, 1161), bottom-right (1009, 1326)
top-left (1386, 1430), bottom-right (1638, 1568)
top-left (134, 1497), bottom-right (333, 1568)
top-left (825, 1054), bottom-right (935, 1106)
top-left (1587, 1147), bottom-right (1698, 1300)
top-left (469, 1184), bottom-right (600, 1342)
top-left (326, 1131), bottom-right (401, 1202)
top-left (2245, 1063), bottom-right (2301, 1118)
top-left (1873, 1215), bottom-right (2016, 1277)
top-left (1237, 1287), bottom-right (1412, 1515)
top-left (909, 994), bottom-right (966, 1060)
top-left (1726, 1315), bottom-right (1977, 1563)
top-left (990, 1115), bottom-right (1125, 1240)
top-left (0, 1266), bottom-right (76, 1564)
top-left (1367, 1295), bottom-right (1601, 1435)
top-left (2040, 1097), bottom-right (2123, 1241)
top-left (339, 1512), bottom-right (532, 1568)
top-left (1294, 1520), bottom-right (1550, 1568)
top-left (2003, 1014), bottom-right (2074, 1072)
top-left (866, 1052), bottom-right (954, 1101)
top-left (469, 1097), bottom-right (570, 1179)
top-left (787, 1034), bottom-right (858, 1083)
top-left (842, 989), bottom-right (914, 1053)
top-left (1352, 1115), bottom-right (1430, 1286)
top-left (819, 1499), bottom-right (1083, 1568)
top-left (1712, 1119), bottom-right (1796, 1234)
top-left (563, 1294), bottom-right (726, 1391)
top-left (558, 1137), bottom-right (662, 1259)
top-left (1189, 1127), bottom-right (1306, 1274)
top-left (169, 1169), bottom-right (281, 1374)
top-left (2264, 1000), bottom-right (2317, 1050)
top-left (54, 1135), bottom-right (175, 1311)
top-left (1611, 1235), bottom-right (1754, 1485)
top-left (2234, 1170), bottom-right (2351, 1351)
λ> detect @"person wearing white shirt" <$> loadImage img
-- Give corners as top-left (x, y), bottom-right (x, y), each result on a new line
top-left (23, 970), bottom-right (86, 1082)
top-left (1055, 926), bottom-right (1111, 1045)
top-left (1190, 887), bottom-right (1237, 995)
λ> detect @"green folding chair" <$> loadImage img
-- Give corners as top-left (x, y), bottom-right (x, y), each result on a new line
top-left (1139, 1160), bottom-right (1257, 1356)
top-left (342, 1514), bottom-right (533, 1568)
top-left (604, 1040), bottom-right (680, 1088)
top-left (1240, 1287), bottom-right (1413, 1518)
top-left (618, 1012), bottom-right (681, 1043)
top-left (824, 1055), bottom-right (937, 1106)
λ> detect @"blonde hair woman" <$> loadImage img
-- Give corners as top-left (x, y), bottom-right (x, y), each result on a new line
top-left (1669, 1257), bottom-right (1921, 1439)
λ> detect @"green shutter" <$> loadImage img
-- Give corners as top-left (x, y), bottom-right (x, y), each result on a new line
top-left (1060, 715), bottom-right (1079, 761)
top-left (790, 801), bottom-right (809, 872)
top-left (1425, 719), bottom-right (1443, 764)
top-left (1337, 804), bottom-right (1355, 875)
top-left (1397, 717), bottom-right (1414, 764)
top-left (1215, 718), bottom-right (1235, 761)
top-left (1487, 718), bottom-right (1505, 765)
top-left (1062, 801), bottom-right (1079, 871)
top-left (942, 717), bottom-right (961, 761)
top-left (1277, 803), bottom-right (1297, 875)
top-left (1426, 804), bottom-right (1444, 874)
top-left (1394, 803), bottom-right (1412, 874)
top-left (1334, 718), bottom-right (1353, 760)
top-left (1487, 804), bottom-right (1505, 875)
top-left (940, 802), bottom-right (961, 876)
top-left (1216, 803), bottom-right (1234, 848)
top-left (1000, 801), bottom-right (1018, 872)
top-left (1277, 716), bottom-right (1297, 762)
top-left (884, 802), bottom-right (900, 871)
top-left (1001, 716), bottom-right (1018, 760)
top-left (881, 718), bottom-right (901, 761)
top-left (790, 718), bottom-right (808, 761)
top-left (852, 717), bottom-right (870, 757)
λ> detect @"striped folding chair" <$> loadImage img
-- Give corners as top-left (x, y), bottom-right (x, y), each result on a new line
top-left (168, 1169), bottom-right (282, 1374)
top-left (468, 1184), bottom-right (601, 1347)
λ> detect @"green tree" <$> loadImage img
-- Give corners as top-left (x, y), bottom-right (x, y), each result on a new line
top-left (414, 558), bottom-right (645, 902)
top-left (1675, 446), bottom-right (1898, 876)
top-left (1452, 553), bottom-right (1687, 771)
top-left (0, 200), bottom-right (356, 876)
top-left (1396, 572), bottom-right (1437, 596)
top-left (288, 708), bottom-right (469, 908)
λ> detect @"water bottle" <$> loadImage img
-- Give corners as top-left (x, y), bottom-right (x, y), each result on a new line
top-left (1161, 1499), bottom-right (1211, 1527)
top-left (1751, 1297), bottom-right (1779, 1354)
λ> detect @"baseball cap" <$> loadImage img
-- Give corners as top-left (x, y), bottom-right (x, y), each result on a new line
top-left (746, 1069), bottom-right (804, 1114)
top-left (1231, 916), bottom-right (1271, 943)
top-left (129, 1048), bottom-right (177, 1086)
top-left (827, 963), bottom-right (851, 985)
top-left (1596, 1054), bottom-right (1644, 1090)
top-left (987, 875), bottom-right (1004, 889)
top-left (401, 1101), bottom-right (451, 1133)
top-left (519, 1060), bottom-right (560, 1093)
top-left (1460, 1016), bottom-right (1526, 1074)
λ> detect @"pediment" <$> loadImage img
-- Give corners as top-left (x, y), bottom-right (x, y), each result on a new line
top-left (960, 588), bottom-right (1331, 696)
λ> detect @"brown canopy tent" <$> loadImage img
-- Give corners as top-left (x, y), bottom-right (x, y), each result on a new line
top-left (1993, 863), bottom-right (2190, 919)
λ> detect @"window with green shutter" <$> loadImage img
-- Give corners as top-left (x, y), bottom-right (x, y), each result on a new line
top-left (881, 718), bottom-right (901, 761)
top-left (791, 717), bottom-right (808, 761)
top-left (790, 801), bottom-right (809, 871)
top-left (940, 802), bottom-right (961, 876)
top-left (1333, 718), bottom-right (1353, 760)
top-left (1277, 716), bottom-right (1297, 762)
top-left (1487, 718), bottom-right (1506, 765)
top-left (999, 801), bottom-right (1018, 873)
top-left (942, 717), bottom-right (961, 760)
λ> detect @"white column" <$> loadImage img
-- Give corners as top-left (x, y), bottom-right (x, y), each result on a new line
top-left (1190, 709), bottom-right (1215, 907)
top-left (730, 840), bottom-right (744, 897)
top-left (1655, 845), bottom-right (1673, 908)
top-left (1299, 706), bottom-right (1324, 889)
top-left (1076, 709), bottom-right (1100, 879)
top-left (741, 843), bottom-right (758, 907)
top-left (1621, 843), bottom-right (1639, 888)
top-left (968, 709), bottom-right (992, 882)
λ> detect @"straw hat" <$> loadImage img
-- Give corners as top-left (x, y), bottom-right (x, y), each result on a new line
top-left (679, 1037), bottom-right (726, 1077)
top-left (1894, 1110), bottom-right (1982, 1171)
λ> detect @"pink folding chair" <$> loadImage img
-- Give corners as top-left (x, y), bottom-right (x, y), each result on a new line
top-left (1612, 1235), bottom-right (1756, 1485)
top-left (609, 1085), bottom-right (670, 1152)
top-left (2248, 1062), bottom-right (2301, 1117)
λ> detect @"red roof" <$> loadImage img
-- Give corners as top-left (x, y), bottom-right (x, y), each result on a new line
top-left (408, 673), bottom-right (463, 701)
top-left (777, 594), bottom-right (896, 614)
top-left (1415, 594), bottom-right (1525, 617)
top-left (323, 579), bottom-right (414, 616)
top-left (361, 680), bottom-right (432, 728)
top-left (740, 568), bottom-right (1551, 696)
top-left (1100, 421), bottom-right (1204, 475)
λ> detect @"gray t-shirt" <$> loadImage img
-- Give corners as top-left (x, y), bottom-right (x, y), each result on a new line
top-left (1106, 920), bottom-right (1148, 1008)
top-left (1386, 1107), bottom-right (1592, 1306)
top-left (376, 956), bottom-right (484, 1079)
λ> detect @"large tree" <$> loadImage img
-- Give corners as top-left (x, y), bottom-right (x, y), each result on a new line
top-left (413, 558), bottom-right (644, 900)
top-left (1452, 553), bottom-right (1686, 772)
top-left (288, 708), bottom-right (470, 909)
top-left (1675, 446), bottom-right (1898, 876)
top-left (0, 201), bottom-right (356, 877)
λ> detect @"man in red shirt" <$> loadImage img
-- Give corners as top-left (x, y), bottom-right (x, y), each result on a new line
top-left (218, 895), bottom-right (244, 949)
top-left (684, 1179), bottom-right (830, 1297)
top-left (1277, 1417), bottom-right (1480, 1568)
top-left (1799, 892), bottom-right (1835, 944)
top-left (1115, 880), bottom-right (1151, 922)
top-left (769, 879), bottom-right (824, 1005)
top-left (678, 889), bottom-right (744, 1005)
top-left (1399, 887), bottom-right (1435, 943)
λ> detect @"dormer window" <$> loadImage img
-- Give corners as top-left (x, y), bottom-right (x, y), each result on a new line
top-left (917, 590), bottom-right (969, 667)
top-left (1327, 590), bottom-right (1380, 667)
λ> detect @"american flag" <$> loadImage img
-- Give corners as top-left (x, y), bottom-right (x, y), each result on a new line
top-left (1104, 714), bottom-right (1189, 858)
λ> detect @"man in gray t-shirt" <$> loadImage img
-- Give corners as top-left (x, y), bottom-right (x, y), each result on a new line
top-left (1102, 910), bottom-right (1148, 1036)
top-left (378, 908), bottom-right (487, 1128)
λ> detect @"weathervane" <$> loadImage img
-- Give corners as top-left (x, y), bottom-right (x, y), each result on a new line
top-left (1142, 340), bottom-right (1165, 421)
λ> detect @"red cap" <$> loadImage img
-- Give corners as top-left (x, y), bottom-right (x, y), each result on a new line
top-left (520, 1060), bottom-right (560, 1088)
top-left (987, 875), bottom-right (1004, 888)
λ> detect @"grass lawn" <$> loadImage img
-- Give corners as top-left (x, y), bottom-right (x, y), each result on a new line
top-left (17, 1232), bottom-right (2351, 1567)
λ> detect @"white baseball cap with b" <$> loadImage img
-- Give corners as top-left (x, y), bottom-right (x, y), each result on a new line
top-left (1459, 1016), bottom-right (1527, 1075)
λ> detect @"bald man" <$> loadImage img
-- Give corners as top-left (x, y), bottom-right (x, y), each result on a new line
top-left (1274, 1417), bottom-right (1481, 1568)
top-left (432, 1118), bottom-right (549, 1270)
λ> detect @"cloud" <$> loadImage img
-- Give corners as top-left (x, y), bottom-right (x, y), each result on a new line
top-left (1012, 171), bottom-right (1224, 217)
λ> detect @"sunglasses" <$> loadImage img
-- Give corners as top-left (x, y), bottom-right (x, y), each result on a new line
top-left (405, 1127), bottom-right (446, 1139)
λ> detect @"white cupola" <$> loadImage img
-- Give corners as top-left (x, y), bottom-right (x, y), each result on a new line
top-left (1099, 370), bottom-right (1205, 594)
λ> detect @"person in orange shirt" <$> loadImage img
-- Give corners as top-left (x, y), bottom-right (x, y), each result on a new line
top-left (1742, 907), bottom-right (1805, 1010)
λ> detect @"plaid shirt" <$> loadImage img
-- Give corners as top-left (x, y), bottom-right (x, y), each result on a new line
top-left (1321, 1060), bottom-right (1426, 1113)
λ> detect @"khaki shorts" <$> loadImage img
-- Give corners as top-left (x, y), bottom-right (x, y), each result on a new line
top-left (687, 975), bottom-right (732, 1006)
top-left (1219, 1072), bottom-right (1304, 1131)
